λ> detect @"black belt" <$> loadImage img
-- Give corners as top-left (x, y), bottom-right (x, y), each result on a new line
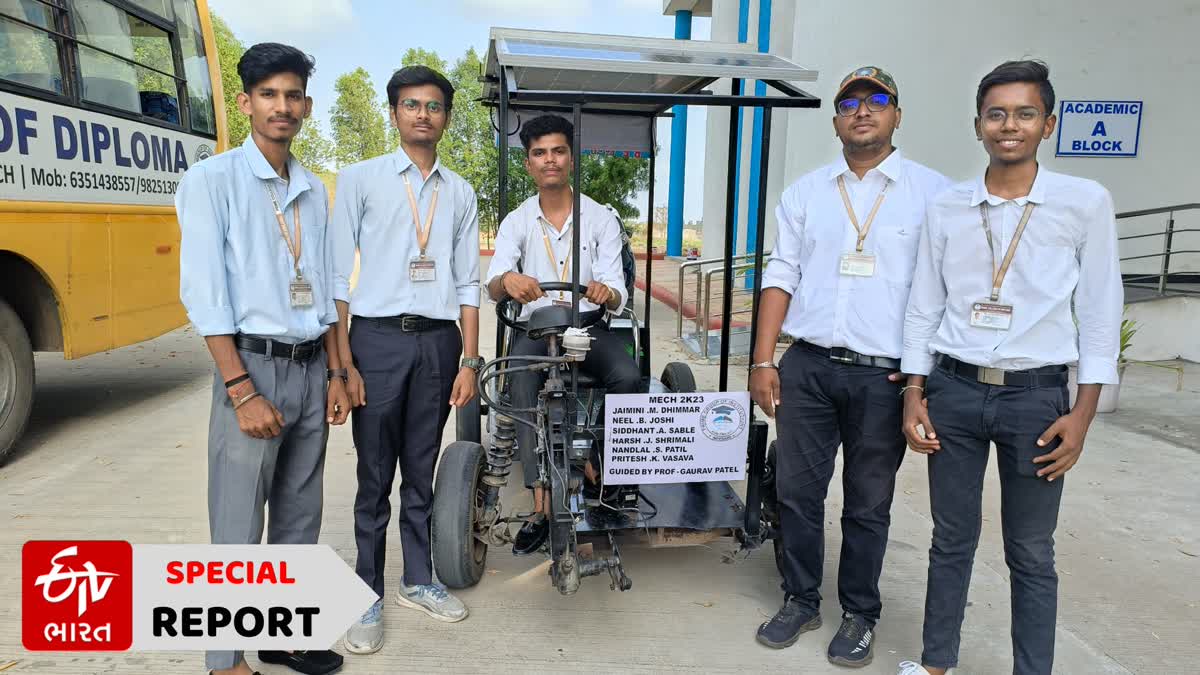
top-left (234, 334), bottom-right (323, 362)
top-left (937, 354), bottom-right (1068, 387)
top-left (355, 314), bottom-right (455, 333)
top-left (798, 340), bottom-right (900, 370)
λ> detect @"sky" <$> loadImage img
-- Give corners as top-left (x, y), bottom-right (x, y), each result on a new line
top-left (207, 0), bottom-right (712, 221)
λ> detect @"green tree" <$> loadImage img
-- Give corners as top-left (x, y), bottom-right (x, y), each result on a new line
top-left (329, 67), bottom-right (387, 166)
top-left (292, 116), bottom-right (336, 172)
top-left (209, 13), bottom-right (249, 147)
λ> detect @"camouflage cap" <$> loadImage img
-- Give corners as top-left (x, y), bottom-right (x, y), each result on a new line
top-left (835, 66), bottom-right (899, 101)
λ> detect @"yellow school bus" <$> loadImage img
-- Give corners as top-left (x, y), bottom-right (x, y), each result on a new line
top-left (0, 0), bottom-right (227, 461)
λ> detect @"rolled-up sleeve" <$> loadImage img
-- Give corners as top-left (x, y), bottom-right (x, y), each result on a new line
top-left (317, 183), bottom-right (337, 325)
top-left (762, 186), bottom-right (804, 295)
top-left (177, 165), bottom-right (235, 336)
top-left (593, 211), bottom-right (629, 314)
top-left (1074, 187), bottom-right (1123, 384)
top-left (486, 212), bottom-right (523, 299)
top-left (330, 168), bottom-right (360, 304)
top-left (901, 202), bottom-right (948, 376)
top-left (453, 186), bottom-right (481, 308)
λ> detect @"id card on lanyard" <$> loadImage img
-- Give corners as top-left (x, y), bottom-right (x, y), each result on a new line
top-left (836, 175), bottom-right (888, 277)
top-left (970, 201), bottom-right (1035, 330)
top-left (265, 183), bottom-right (313, 308)
top-left (403, 172), bottom-right (441, 282)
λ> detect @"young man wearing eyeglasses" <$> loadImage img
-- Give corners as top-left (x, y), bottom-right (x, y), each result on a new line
top-left (331, 65), bottom-right (482, 654)
top-left (895, 60), bottom-right (1121, 675)
top-left (749, 66), bottom-right (951, 665)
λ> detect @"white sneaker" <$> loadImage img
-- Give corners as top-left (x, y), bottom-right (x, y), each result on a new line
top-left (898, 661), bottom-right (949, 674)
top-left (343, 598), bottom-right (384, 654)
top-left (394, 582), bottom-right (468, 623)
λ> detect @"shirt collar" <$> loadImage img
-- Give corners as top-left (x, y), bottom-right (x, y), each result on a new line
top-left (971, 165), bottom-right (1048, 207)
top-left (532, 192), bottom-right (574, 237)
top-left (392, 145), bottom-right (442, 181)
top-left (240, 135), bottom-right (310, 204)
top-left (827, 148), bottom-right (905, 183)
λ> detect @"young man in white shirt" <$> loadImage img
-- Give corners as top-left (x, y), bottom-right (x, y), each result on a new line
top-left (896, 60), bottom-right (1122, 675)
top-left (486, 114), bottom-right (640, 556)
top-left (749, 67), bottom-right (951, 665)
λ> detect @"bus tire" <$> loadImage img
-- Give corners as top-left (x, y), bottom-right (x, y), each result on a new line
top-left (0, 297), bottom-right (34, 465)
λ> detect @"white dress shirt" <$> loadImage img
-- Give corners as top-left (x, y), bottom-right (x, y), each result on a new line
top-left (762, 150), bottom-right (952, 358)
top-left (901, 168), bottom-right (1123, 384)
top-left (487, 192), bottom-right (628, 319)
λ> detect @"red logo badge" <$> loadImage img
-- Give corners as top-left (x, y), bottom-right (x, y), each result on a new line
top-left (23, 540), bottom-right (133, 651)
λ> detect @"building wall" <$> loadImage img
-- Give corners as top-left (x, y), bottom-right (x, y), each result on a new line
top-left (703, 0), bottom-right (1200, 277)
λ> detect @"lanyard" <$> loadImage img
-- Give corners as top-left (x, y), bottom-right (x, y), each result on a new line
top-left (539, 218), bottom-right (573, 300)
top-left (401, 172), bottom-right (441, 258)
top-left (265, 184), bottom-right (302, 279)
top-left (837, 175), bottom-right (889, 253)
top-left (979, 201), bottom-right (1035, 301)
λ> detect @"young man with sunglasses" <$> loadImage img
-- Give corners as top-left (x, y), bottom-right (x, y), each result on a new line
top-left (896, 60), bottom-right (1122, 675)
top-left (178, 42), bottom-right (348, 675)
top-left (331, 65), bottom-right (481, 654)
top-left (750, 66), bottom-right (950, 665)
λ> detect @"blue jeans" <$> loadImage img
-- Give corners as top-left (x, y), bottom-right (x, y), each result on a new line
top-left (920, 363), bottom-right (1068, 674)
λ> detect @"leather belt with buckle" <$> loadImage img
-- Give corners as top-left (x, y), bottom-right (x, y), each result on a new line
top-left (234, 334), bottom-right (323, 362)
top-left (358, 314), bottom-right (455, 333)
top-left (937, 354), bottom-right (1068, 387)
top-left (798, 340), bottom-right (901, 370)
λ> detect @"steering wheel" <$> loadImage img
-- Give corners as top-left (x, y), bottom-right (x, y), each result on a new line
top-left (496, 281), bottom-right (606, 332)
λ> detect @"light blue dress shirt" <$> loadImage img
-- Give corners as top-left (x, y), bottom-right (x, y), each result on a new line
top-left (177, 136), bottom-right (336, 343)
top-left (331, 148), bottom-right (480, 319)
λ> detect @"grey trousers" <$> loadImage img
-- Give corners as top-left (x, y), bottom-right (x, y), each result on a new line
top-left (205, 344), bottom-right (329, 672)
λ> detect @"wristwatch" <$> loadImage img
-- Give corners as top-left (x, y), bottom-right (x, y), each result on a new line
top-left (327, 368), bottom-right (348, 382)
top-left (461, 356), bottom-right (485, 371)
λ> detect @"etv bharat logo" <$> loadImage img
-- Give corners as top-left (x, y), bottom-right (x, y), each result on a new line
top-left (699, 398), bottom-right (747, 441)
top-left (23, 541), bottom-right (133, 651)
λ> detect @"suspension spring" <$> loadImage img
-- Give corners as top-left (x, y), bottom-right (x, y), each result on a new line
top-left (483, 413), bottom-right (516, 488)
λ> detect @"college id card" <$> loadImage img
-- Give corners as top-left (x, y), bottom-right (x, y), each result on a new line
top-left (970, 301), bottom-right (1013, 330)
top-left (409, 257), bottom-right (436, 282)
top-left (289, 279), bottom-right (314, 308)
top-left (839, 252), bottom-right (877, 277)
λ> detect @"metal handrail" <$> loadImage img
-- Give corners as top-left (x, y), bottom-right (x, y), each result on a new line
top-left (676, 251), bottom-right (770, 339)
top-left (1117, 203), bottom-right (1199, 296)
top-left (700, 262), bottom-right (758, 358)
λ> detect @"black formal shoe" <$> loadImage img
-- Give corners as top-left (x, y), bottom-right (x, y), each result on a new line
top-left (826, 612), bottom-right (875, 667)
top-left (512, 515), bottom-right (549, 555)
top-left (755, 595), bottom-right (822, 649)
top-left (258, 650), bottom-right (343, 675)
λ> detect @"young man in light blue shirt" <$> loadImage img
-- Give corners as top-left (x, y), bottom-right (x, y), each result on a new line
top-left (177, 43), bottom-right (349, 675)
top-left (332, 65), bottom-right (481, 654)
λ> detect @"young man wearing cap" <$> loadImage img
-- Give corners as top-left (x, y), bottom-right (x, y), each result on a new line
top-left (750, 66), bottom-right (951, 665)
top-left (332, 65), bottom-right (481, 654)
top-left (178, 43), bottom-right (349, 675)
top-left (895, 60), bottom-right (1121, 675)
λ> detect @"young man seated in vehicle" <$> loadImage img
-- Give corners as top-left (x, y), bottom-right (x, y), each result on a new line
top-left (486, 114), bottom-right (641, 555)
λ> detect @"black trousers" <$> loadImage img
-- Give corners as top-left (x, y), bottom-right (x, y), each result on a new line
top-left (350, 319), bottom-right (460, 593)
top-left (920, 362), bottom-right (1067, 674)
top-left (510, 324), bottom-right (641, 488)
top-left (774, 343), bottom-right (906, 623)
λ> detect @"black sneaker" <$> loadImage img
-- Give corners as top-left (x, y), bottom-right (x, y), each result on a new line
top-left (258, 650), bottom-right (343, 675)
top-left (512, 515), bottom-right (549, 555)
top-left (755, 595), bottom-right (822, 649)
top-left (826, 612), bottom-right (875, 667)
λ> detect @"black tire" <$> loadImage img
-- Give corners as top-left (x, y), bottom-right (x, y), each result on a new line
top-left (660, 362), bottom-right (697, 393)
top-left (431, 441), bottom-right (488, 589)
top-left (763, 440), bottom-right (784, 577)
top-left (455, 394), bottom-right (481, 444)
top-left (0, 298), bottom-right (34, 465)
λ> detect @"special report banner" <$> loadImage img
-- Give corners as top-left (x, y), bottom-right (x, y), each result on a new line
top-left (22, 541), bottom-right (378, 652)
top-left (603, 391), bottom-right (750, 485)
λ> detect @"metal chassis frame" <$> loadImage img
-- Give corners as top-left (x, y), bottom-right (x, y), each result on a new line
top-left (490, 65), bottom-right (821, 544)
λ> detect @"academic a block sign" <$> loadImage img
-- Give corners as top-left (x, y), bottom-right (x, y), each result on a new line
top-left (1056, 100), bottom-right (1143, 157)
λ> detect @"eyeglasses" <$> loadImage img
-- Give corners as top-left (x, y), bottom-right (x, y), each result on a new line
top-left (835, 93), bottom-right (894, 117)
top-left (981, 107), bottom-right (1046, 127)
top-left (398, 98), bottom-right (445, 115)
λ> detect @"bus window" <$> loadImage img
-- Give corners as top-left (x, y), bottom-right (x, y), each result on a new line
top-left (128, 0), bottom-right (173, 21)
top-left (72, 0), bottom-right (180, 124)
top-left (173, 0), bottom-right (213, 135)
top-left (0, 0), bottom-right (64, 94)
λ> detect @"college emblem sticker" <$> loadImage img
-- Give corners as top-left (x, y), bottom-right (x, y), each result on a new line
top-left (194, 144), bottom-right (214, 163)
top-left (700, 398), bottom-right (747, 441)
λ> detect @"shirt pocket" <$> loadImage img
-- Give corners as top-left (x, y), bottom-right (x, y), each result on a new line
top-left (871, 209), bottom-right (923, 287)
